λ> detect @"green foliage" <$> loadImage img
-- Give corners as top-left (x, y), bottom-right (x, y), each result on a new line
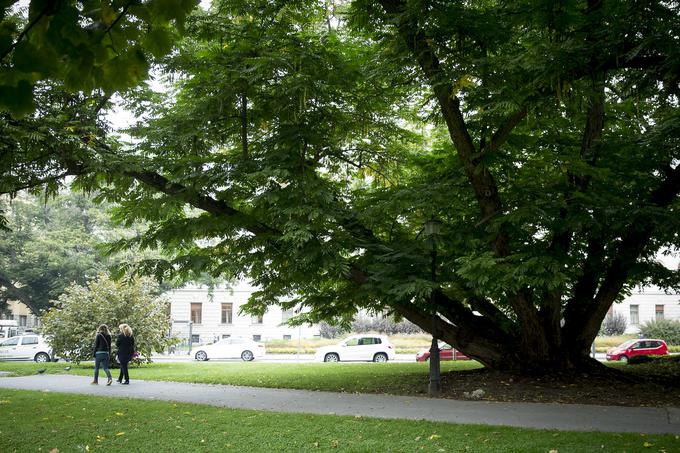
top-left (40, 274), bottom-right (176, 363)
top-left (0, 191), bottom-right (160, 313)
top-left (640, 319), bottom-right (680, 346)
top-left (0, 192), bottom-right (107, 313)
top-left (0, 0), bottom-right (198, 117)
top-left (2, 0), bottom-right (680, 372)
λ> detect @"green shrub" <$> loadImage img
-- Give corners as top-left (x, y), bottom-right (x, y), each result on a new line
top-left (640, 319), bottom-right (680, 345)
top-left (40, 274), bottom-right (178, 363)
top-left (598, 312), bottom-right (627, 336)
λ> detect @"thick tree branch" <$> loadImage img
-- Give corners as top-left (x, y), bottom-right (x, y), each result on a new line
top-left (378, 0), bottom-right (509, 257)
top-left (240, 92), bottom-right (248, 159)
top-left (568, 164), bottom-right (680, 347)
top-left (486, 106), bottom-right (528, 153)
top-left (125, 170), bottom-right (278, 237)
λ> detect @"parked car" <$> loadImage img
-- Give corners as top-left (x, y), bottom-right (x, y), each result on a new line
top-left (416, 343), bottom-right (470, 362)
top-left (606, 338), bottom-right (668, 363)
top-left (194, 336), bottom-right (265, 361)
top-left (315, 334), bottom-right (395, 362)
top-left (0, 335), bottom-right (55, 362)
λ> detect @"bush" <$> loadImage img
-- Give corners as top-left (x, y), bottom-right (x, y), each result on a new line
top-left (351, 317), bottom-right (423, 335)
top-left (40, 274), bottom-right (178, 363)
top-left (599, 312), bottom-right (627, 336)
top-left (318, 321), bottom-right (348, 339)
top-left (639, 319), bottom-right (680, 345)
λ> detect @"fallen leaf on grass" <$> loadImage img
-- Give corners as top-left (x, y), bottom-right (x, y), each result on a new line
top-left (116, 432), bottom-right (125, 437)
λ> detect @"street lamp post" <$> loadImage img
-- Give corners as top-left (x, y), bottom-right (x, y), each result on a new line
top-left (424, 218), bottom-right (442, 397)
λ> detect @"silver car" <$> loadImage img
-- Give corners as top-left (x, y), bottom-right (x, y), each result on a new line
top-left (0, 335), bottom-right (54, 362)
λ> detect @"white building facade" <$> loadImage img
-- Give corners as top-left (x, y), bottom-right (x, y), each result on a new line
top-left (610, 286), bottom-right (680, 334)
top-left (167, 281), bottom-right (319, 344)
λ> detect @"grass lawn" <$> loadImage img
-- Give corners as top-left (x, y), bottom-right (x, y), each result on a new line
top-left (0, 361), bottom-right (481, 395)
top-left (1, 389), bottom-right (678, 453)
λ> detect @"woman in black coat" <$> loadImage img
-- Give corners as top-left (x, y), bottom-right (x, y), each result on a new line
top-left (116, 323), bottom-right (135, 384)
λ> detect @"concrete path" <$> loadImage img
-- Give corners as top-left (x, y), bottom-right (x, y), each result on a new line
top-left (0, 374), bottom-right (678, 435)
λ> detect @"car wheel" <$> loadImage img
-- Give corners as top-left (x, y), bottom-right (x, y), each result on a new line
top-left (324, 353), bottom-right (340, 362)
top-left (619, 355), bottom-right (628, 364)
top-left (373, 353), bottom-right (388, 363)
top-left (195, 350), bottom-right (208, 361)
top-left (241, 350), bottom-right (254, 361)
top-left (34, 352), bottom-right (50, 363)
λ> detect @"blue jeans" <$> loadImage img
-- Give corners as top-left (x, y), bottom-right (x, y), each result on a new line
top-left (94, 352), bottom-right (112, 382)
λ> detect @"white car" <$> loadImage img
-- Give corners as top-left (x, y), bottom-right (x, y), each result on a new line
top-left (0, 335), bottom-right (54, 362)
top-left (315, 335), bottom-right (395, 363)
top-left (194, 337), bottom-right (265, 361)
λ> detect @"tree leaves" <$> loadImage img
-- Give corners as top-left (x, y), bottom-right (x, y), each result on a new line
top-left (0, 0), bottom-right (197, 117)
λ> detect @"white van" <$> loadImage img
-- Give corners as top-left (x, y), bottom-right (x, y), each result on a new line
top-left (0, 320), bottom-right (19, 340)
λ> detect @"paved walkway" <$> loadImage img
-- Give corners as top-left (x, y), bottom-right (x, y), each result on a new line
top-left (0, 374), bottom-right (678, 435)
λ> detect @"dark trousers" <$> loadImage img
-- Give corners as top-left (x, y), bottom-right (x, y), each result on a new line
top-left (118, 357), bottom-right (130, 383)
top-left (94, 352), bottom-right (112, 382)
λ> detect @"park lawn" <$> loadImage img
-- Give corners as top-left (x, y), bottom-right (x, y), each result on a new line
top-left (0, 361), bottom-right (481, 395)
top-left (1, 389), bottom-right (678, 453)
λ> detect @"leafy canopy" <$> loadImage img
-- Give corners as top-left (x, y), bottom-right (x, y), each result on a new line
top-left (2, 0), bottom-right (679, 373)
top-left (0, 0), bottom-right (198, 116)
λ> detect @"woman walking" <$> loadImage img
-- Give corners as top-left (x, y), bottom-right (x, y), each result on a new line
top-left (116, 323), bottom-right (135, 385)
top-left (92, 324), bottom-right (113, 385)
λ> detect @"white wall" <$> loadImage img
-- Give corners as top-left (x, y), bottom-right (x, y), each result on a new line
top-left (612, 286), bottom-right (680, 334)
top-left (167, 281), bottom-right (319, 343)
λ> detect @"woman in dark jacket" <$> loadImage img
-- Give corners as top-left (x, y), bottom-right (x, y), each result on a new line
top-left (92, 324), bottom-right (113, 385)
top-left (116, 323), bottom-right (135, 384)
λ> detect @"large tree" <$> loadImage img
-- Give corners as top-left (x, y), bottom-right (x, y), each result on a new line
top-left (2, 0), bottom-right (679, 374)
top-left (0, 191), bottom-right (158, 314)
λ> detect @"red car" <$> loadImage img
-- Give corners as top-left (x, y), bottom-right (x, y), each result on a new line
top-left (606, 338), bottom-right (668, 363)
top-left (415, 343), bottom-right (470, 362)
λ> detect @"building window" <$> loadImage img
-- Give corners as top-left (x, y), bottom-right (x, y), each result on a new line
top-left (282, 309), bottom-right (294, 323)
top-left (252, 314), bottom-right (263, 325)
top-left (283, 335), bottom-right (292, 340)
top-left (629, 305), bottom-right (639, 325)
top-left (191, 303), bottom-right (202, 324)
top-left (221, 303), bottom-right (233, 324)
top-left (18, 315), bottom-right (27, 327)
top-left (191, 334), bottom-right (200, 344)
top-left (253, 334), bottom-right (261, 341)
top-left (222, 334), bottom-right (231, 339)
top-left (655, 305), bottom-right (664, 321)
